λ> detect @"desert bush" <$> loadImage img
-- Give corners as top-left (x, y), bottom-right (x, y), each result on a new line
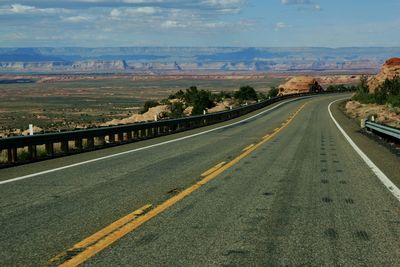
top-left (211, 91), bottom-right (233, 102)
top-left (352, 76), bottom-right (400, 107)
top-left (168, 90), bottom-right (185, 100)
top-left (140, 100), bottom-right (159, 114)
top-left (234, 85), bottom-right (258, 102)
top-left (192, 90), bottom-right (215, 115)
top-left (267, 86), bottom-right (279, 98)
top-left (18, 149), bottom-right (31, 161)
top-left (168, 102), bottom-right (185, 118)
top-left (258, 92), bottom-right (267, 100)
top-left (326, 84), bottom-right (354, 92)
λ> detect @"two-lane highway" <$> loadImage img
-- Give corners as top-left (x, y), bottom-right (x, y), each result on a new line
top-left (0, 94), bottom-right (399, 266)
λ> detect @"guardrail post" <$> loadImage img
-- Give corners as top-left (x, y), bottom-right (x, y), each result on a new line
top-left (361, 119), bottom-right (366, 129)
top-left (74, 139), bottom-right (82, 150)
top-left (109, 134), bottom-right (115, 143)
top-left (8, 148), bottom-right (17, 163)
top-left (87, 137), bottom-right (95, 149)
top-left (61, 141), bottom-right (69, 153)
top-left (139, 129), bottom-right (145, 139)
top-left (28, 145), bottom-right (37, 159)
top-left (118, 132), bottom-right (124, 142)
top-left (45, 143), bottom-right (54, 155)
top-left (127, 131), bottom-right (132, 141)
top-left (133, 130), bottom-right (139, 140)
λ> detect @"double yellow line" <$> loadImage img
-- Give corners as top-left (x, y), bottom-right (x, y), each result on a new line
top-left (49, 102), bottom-right (308, 267)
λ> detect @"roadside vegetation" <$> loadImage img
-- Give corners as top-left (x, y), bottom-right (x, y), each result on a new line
top-left (352, 76), bottom-right (400, 107)
top-left (326, 84), bottom-right (357, 92)
top-left (141, 85), bottom-right (274, 119)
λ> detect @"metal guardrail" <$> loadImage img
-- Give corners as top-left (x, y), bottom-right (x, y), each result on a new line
top-left (365, 120), bottom-right (400, 140)
top-left (0, 91), bottom-right (335, 167)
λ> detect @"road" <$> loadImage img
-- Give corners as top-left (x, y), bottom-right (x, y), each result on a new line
top-left (0, 94), bottom-right (399, 266)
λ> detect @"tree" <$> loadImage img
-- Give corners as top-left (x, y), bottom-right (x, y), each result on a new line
top-left (267, 86), bottom-right (279, 98)
top-left (309, 82), bottom-right (323, 93)
top-left (191, 89), bottom-right (215, 115)
top-left (168, 101), bottom-right (185, 118)
top-left (234, 85), bottom-right (258, 102)
top-left (358, 75), bottom-right (369, 94)
top-left (140, 100), bottom-right (159, 114)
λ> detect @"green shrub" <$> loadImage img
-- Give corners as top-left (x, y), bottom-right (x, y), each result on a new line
top-left (388, 95), bottom-right (400, 107)
top-left (352, 92), bottom-right (376, 104)
top-left (140, 100), bottom-right (159, 114)
top-left (168, 102), bottom-right (185, 118)
top-left (18, 150), bottom-right (31, 161)
top-left (192, 90), bottom-right (215, 115)
top-left (168, 90), bottom-right (185, 100)
top-left (211, 91), bottom-right (233, 102)
top-left (267, 86), bottom-right (279, 98)
top-left (234, 85), bottom-right (258, 102)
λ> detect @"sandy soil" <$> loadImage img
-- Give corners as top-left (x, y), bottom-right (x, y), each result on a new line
top-left (345, 100), bottom-right (400, 128)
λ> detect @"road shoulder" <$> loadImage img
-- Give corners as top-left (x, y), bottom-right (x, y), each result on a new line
top-left (331, 100), bottom-right (400, 189)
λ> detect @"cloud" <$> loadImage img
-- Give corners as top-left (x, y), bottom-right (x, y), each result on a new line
top-left (110, 6), bottom-right (160, 17)
top-left (275, 22), bottom-right (289, 31)
top-left (0, 4), bottom-right (68, 14)
top-left (281, 0), bottom-right (312, 5)
top-left (161, 20), bottom-right (187, 28)
top-left (0, 0), bottom-right (252, 46)
top-left (63, 15), bottom-right (92, 23)
top-left (203, 0), bottom-right (245, 7)
top-left (280, 0), bottom-right (321, 11)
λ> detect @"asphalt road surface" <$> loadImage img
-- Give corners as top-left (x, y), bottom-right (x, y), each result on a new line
top-left (0, 94), bottom-right (399, 266)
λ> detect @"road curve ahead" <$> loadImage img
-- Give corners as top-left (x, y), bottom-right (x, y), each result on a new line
top-left (0, 94), bottom-right (399, 266)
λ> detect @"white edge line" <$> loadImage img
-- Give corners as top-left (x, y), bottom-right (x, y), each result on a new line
top-left (328, 98), bottom-right (400, 202)
top-left (0, 97), bottom-right (310, 185)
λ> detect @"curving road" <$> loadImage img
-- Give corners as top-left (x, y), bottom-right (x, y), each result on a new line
top-left (0, 94), bottom-right (399, 266)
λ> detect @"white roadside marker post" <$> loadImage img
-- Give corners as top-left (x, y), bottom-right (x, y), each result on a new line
top-left (29, 124), bottom-right (34, 135)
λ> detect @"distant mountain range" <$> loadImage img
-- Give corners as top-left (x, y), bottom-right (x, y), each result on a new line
top-left (0, 47), bottom-right (399, 74)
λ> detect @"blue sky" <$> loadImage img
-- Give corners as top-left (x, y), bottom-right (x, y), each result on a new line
top-left (0, 0), bottom-right (399, 47)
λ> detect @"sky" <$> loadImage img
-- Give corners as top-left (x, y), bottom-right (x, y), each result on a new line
top-left (0, 0), bottom-right (399, 47)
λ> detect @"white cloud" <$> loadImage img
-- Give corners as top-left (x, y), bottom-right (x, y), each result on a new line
top-left (0, 4), bottom-right (68, 15)
top-left (110, 6), bottom-right (160, 17)
top-left (281, 0), bottom-right (312, 4)
top-left (280, 0), bottom-right (321, 11)
top-left (63, 15), bottom-right (91, 23)
top-left (161, 20), bottom-right (186, 28)
top-left (275, 22), bottom-right (289, 31)
top-left (203, 0), bottom-right (245, 8)
top-left (9, 4), bottom-right (35, 13)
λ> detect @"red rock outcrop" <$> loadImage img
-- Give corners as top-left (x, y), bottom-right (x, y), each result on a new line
top-left (278, 76), bottom-right (321, 95)
top-left (368, 58), bottom-right (400, 92)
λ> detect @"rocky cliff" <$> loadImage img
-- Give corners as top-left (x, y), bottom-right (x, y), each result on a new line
top-left (278, 76), bottom-right (321, 95)
top-left (368, 58), bottom-right (400, 92)
top-left (0, 60), bottom-right (128, 72)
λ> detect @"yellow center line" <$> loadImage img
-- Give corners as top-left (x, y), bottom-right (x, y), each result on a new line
top-left (242, 144), bottom-right (255, 152)
top-left (51, 102), bottom-right (308, 267)
top-left (201, 161), bottom-right (226, 177)
top-left (49, 204), bottom-right (153, 265)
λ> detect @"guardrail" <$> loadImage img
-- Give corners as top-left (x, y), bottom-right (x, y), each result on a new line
top-left (365, 120), bottom-right (400, 141)
top-left (0, 91), bottom-right (333, 168)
